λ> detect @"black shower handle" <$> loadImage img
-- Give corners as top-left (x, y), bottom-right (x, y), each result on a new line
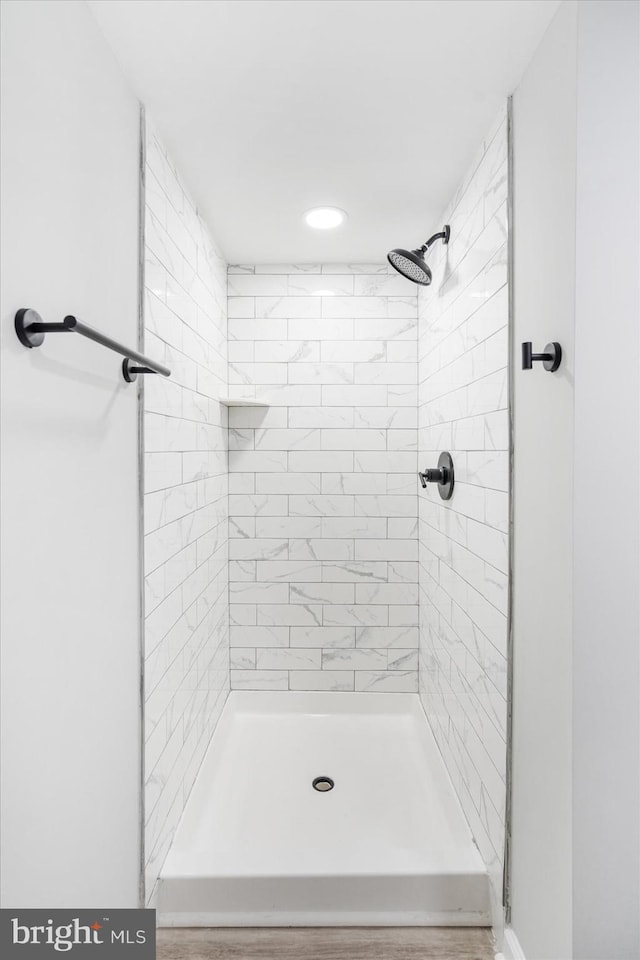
top-left (419, 467), bottom-right (448, 487)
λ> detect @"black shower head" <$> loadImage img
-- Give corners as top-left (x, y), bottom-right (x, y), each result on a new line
top-left (387, 248), bottom-right (433, 285)
top-left (387, 225), bottom-right (450, 285)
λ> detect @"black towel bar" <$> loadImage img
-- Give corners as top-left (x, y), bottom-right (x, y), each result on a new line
top-left (14, 308), bottom-right (171, 383)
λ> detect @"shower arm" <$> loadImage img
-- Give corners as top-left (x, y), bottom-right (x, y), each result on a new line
top-left (416, 225), bottom-right (451, 254)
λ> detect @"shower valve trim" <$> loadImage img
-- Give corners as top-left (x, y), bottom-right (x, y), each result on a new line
top-left (419, 452), bottom-right (455, 501)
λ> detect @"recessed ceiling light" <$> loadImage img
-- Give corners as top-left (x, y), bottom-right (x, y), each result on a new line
top-left (304, 207), bottom-right (347, 230)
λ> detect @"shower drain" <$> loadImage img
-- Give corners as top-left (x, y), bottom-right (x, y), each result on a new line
top-left (312, 776), bottom-right (334, 792)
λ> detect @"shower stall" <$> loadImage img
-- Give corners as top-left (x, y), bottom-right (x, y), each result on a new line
top-left (141, 102), bottom-right (510, 930)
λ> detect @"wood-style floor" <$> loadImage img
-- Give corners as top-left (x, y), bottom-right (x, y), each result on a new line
top-left (157, 927), bottom-right (494, 960)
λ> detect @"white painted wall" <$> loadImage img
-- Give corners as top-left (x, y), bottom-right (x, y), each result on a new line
top-left (510, 2), bottom-right (577, 956)
top-left (510, 2), bottom-right (640, 957)
top-left (572, 2), bottom-right (639, 956)
top-left (0, 0), bottom-right (141, 906)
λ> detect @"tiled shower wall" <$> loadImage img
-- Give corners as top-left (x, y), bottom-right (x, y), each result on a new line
top-left (417, 106), bottom-right (509, 917)
top-left (226, 266), bottom-right (419, 692)
top-left (142, 120), bottom-right (229, 901)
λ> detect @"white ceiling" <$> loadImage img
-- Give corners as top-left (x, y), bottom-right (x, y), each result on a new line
top-left (88, 0), bottom-right (560, 263)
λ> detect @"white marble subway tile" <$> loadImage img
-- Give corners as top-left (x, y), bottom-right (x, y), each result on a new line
top-left (257, 604), bottom-right (323, 626)
top-left (228, 274), bottom-right (289, 297)
top-left (484, 489), bottom-right (509, 533)
top-left (321, 262), bottom-right (388, 274)
top-left (321, 561), bottom-right (388, 582)
top-left (229, 494), bottom-right (288, 515)
top-left (322, 473), bottom-right (387, 495)
top-left (322, 296), bottom-right (387, 319)
top-left (321, 517), bottom-right (387, 538)
top-left (288, 362), bottom-right (355, 385)
top-left (387, 649), bottom-right (419, 671)
top-left (256, 648), bottom-right (321, 670)
top-left (256, 516), bottom-right (323, 538)
top-left (355, 671), bottom-right (418, 693)
top-left (228, 316), bottom-right (287, 339)
top-left (320, 340), bottom-right (386, 363)
top-left (254, 340), bottom-right (320, 363)
top-left (231, 670), bottom-right (288, 690)
top-left (290, 582), bottom-right (355, 605)
top-left (228, 473), bottom-right (255, 496)
top-left (388, 605), bottom-right (419, 626)
top-left (356, 583), bottom-right (419, 605)
top-left (321, 385), bottom-right (388, 406)
top-left (228, 560), bottom-right (257, 582)
top-left (356, 626), bottom-right (419, 649)
top-left (289, 538), bottom-right (355, 562)
top-left (229, 406), bottom-right (287, 429)
top-left (353, 317), bottom-right (417, 341)
top-left (228, 450), bottom-right (288, 473)
top-left (229, 538), bottom-right (288, 561)
top-left (289, 495), bottom-right (354, 517)
top-left (355, 539), bottom-right (418, 561)
top-left (145, 289), bottom-right (183, 351)
top-left (384, 474), bottom-right (415, 497)
top-left (354, 407), bottom-right (417, 428)
top-left (255, 472), bottom-right (321, 494)
top-left (288, 451), bottom-right (353, 473)
top-left (230, 649), bottom-right (256, 669)
top-left (388, 561), bottom-right (419, 583)
top-left (288, 317), bottom-right (354, 340)
top-left (387, 429), bottom-right (418, 451)
top-left (230, 581), bottom-right (289, 604)
top-left (320, 429), bottom-right (386, 451)
top-left (227, 264), bottom-right (255, 274)
top-left (288, 406), bottom-right (354, 429)
top-left (389, 385), bottom-right (418, 407)
top-left (258, 385), bottom-right (322, 407)
top-left (354, 495), bottom-right (416, 517)
top-left (228, 428), bottom-right (254, 451)
top-left (255, 296), bottom-right (321, 319)
top-left (322, 648), bottom-right (387, 670)
top-left (386, 341), bottom-right (418, 363)
top-left (144, 413), bottom-right (196, 454)
top-left (287, 274), bottom-right (354, 296)
top-left (466, 518), bottom-right (509, 574)
top-left (484, 410), bottom-right (509, 451)
top-left (254, 429), bottom-right (321, 451)
top-left (289, 670), bottom-right (355, 691)
top-left (354, 362), bottom-right (416, 386)
top-left (228, 515), bottom-right (256, 538)
top-left (353, 450), bottom-right (417, 473)
top-left (229, 361), bottom-right (287, 385)
top-left (465, 450), bottom-right (509, 491)
top-left (230, 625), bottom-right (289, 648)
top-left (353, 274), bottom-right (417, 297)
top-left (257, 560), bottom-right (323, 582)
top-left (387, 517), bottom-right (418, 540)
top-left (145, 452), bottom-right (183, 494)
top-left (290, 625), bottom-right (355, 648)
top-left (323, 604), bottom-right (388, 626)
top-left (254, 263), bottom-right (322, 274)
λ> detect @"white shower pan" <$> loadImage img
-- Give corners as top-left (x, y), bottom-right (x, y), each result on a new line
top-left (158, 691), bottom-right (490, 926)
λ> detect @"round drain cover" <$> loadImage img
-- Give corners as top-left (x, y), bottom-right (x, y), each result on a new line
top-left (312, 776), bottom-right (334, 792)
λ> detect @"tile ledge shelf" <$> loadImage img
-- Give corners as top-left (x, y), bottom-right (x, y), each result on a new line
top-left (219, 397), bottom-right (270, 407)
